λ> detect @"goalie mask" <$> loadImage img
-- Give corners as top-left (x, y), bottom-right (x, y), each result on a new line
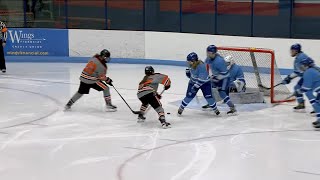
top-left (225, 55), bottom-right (235, 70)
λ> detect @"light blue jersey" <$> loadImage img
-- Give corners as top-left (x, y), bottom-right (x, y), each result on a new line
top-left (294, 52), bottom-right (309, 77)
top-left (181, 60), bottom-right (218, 112)
top-left (301, 67), bottom-right (320, 94)
top-left (189, 61), bottom-right (210, 87)
top-left (300, 66), bottom-right (320, 120)
top-left (205, 54), bottom-right (229, 80)
top-left (229, 64), bottom-right (245, 83)
top-left (205, 54), bottom-right (234, 108)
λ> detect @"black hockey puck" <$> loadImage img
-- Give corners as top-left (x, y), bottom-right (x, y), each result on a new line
top-left (167, 112), bottom-right (171, 114)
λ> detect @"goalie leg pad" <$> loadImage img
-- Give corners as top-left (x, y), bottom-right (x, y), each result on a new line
top-left (230, 80), bottom-right (246, 93)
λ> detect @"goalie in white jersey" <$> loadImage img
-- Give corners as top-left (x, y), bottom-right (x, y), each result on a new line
top-left (225, 55), bottom-right (246, 93)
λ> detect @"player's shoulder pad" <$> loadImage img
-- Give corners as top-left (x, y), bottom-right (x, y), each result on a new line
top-left (297, 52), bottom-right (309, 61)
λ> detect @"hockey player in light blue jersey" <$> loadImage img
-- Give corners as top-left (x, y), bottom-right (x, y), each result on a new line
top-left (178, 52), bottom-right (220, 116)
top-left (297, 57), bottom-right (320, 128)
top-left (282, 43), bottom-right (312, 112)
top-left (205, 45), bottom-right (237, 115)
top-left (225, 55), bottom-right (246, 93)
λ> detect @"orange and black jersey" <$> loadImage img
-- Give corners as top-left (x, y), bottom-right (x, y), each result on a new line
top-left (80, 55), bottom-right (108, 84)
top-left (137, 73), bottom-right (171, 98)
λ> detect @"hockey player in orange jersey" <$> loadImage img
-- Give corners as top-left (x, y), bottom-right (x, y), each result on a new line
top-left (137, 66), bottom-right (171, 128)
top-left (65, 49), bottom-right (117, 111)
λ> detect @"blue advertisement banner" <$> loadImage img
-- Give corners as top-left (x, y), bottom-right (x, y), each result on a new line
top-left (5, 28), bottom-right (69, 56)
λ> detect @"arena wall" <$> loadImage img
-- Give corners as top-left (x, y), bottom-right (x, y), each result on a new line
top-left (5, 28), bottom-right (320, 75)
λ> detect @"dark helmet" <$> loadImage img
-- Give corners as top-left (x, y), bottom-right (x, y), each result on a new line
top-left (187, 52), bottom-right (198, 62)
top-left (207, 45), bottom-right (217, 53)
top-left (100, 49), bottom-right (111, 59)
top-left (145, 66), bottom-right (154, 75)
top-left (290, 43), bottom-right (301, 53)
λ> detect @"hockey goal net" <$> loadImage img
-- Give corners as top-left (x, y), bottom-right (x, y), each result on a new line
top-left (217, 46), bottom-right (294, 103)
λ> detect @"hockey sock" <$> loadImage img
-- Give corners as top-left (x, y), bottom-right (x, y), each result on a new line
top-left (180, 100), bottom-right (188, 110)
top-left (140, 104), bottom-right (148, 114)
top-left (205, 96), bottom-right (218, 110)
top-left (209, 103), bottom-right (217, 110)
top-left (296, 93), bottom-right (304, 104)
top-left (155, 107), bottom-right (165, 120)
top-left (104, 96), bottom-right (112, 105)
top-left (178, 105), bottom-right (185, 111)
top-left (68, 92), bottom-right (83, 106)
top-left (223, 96), bottom-right (235, 108)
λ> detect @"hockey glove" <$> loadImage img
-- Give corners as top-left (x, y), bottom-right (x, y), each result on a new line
top-left (185, 68), bottom-right (191, 78)
top-left (105, 77), bottom-right (113, 86)
top-left (164, 85), bottom-right (171, 90)
top-left (282, 76), bottom-right (292, 84)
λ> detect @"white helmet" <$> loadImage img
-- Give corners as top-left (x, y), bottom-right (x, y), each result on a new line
top-left (225, 55), bottom-right (235, 70)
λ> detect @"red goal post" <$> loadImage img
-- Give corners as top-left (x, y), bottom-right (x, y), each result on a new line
top-left (217, 46), bottom-right (294, 103)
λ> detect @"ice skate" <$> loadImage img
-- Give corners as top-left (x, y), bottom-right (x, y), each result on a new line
top-left (64, 104), bottom-right (71, 111)
top-left (1, 69), bottom-right (6, 73)
top-left (312, 120), bottom-right (319, 126)
top-left (177, 107), bottom-right (184, 116)
top-left (106, 104), bottom-right (117, 112)
top-left (161, 121), bottom-right (171, 129)
top-left (137, 114), bottom-right (146, 123)
top-left (202, 104), bottom-right (210, 111)
top-left (293, 103), bottom-right (306, 113)
top-left (159, 116), bottom-right (171, 129)
top-left (310, 111), bottom-right (316, 117)
top-left (313, 120), bottom-right (320, 128)
top-left (227, 106), bottom-right (237, 115)
top-left (64, 100), bottom-right (73, 111)
top-left (214, 109), bottom-right (220, 116)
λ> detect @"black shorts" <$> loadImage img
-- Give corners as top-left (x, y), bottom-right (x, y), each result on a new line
top-left (78, 81), bottom-right (108, 94)
top-left (139, 93), bottom-right (162, 109)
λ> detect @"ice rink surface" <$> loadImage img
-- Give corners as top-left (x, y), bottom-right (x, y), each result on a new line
top-left (0, 63), bottom-right (319, 180)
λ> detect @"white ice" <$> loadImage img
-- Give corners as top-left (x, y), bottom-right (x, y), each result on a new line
top-left (0, 63), bottom-right (319, 180)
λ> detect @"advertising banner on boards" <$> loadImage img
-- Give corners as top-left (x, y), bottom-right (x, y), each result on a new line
top-left (5, 28), bottom-right (69, 56)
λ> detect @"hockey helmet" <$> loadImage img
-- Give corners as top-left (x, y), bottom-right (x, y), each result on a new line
top-left (100, 49), bottom-right (111, 62)
top-left (145, 66), bottom-right (155, 75)
top-left (225, 55), bottom-right (235, 70)
top-left (207, 45), bottom-right (217, 53)
top-left (187, 52), bottom-right (198, 62)
top-left (290, 43), bottom-right (301, 53)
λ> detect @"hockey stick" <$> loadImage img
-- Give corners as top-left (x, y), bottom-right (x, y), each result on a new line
top-left (259, 75), bottom-right (299, 90)
top-left (112, 85), bottom-right (141, 114)
top-left (259, 82), bottom-right (283, 90)
top-left (272, 93), bottom-right (295, 107)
